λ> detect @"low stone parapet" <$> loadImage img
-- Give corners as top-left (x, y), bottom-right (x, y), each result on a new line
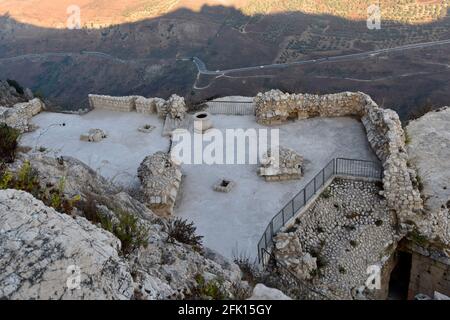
top-left (88, 94), bottom-right (140, 112)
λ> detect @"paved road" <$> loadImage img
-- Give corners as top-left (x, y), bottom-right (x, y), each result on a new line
top-left (0, 51), bottom-right (140, 64)
top-left (192, 38), bottom-right (450, 76)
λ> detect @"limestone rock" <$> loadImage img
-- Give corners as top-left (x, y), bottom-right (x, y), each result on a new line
top-left (0, 189), bottom-right (134, 300)
top-left (0, 80), bottom-right (30, 106)
top-left (80, 128), bottom-right (107, 142)
top-left (406, 107), bottom-right (450, 252)
top-left (247, 284), bottom-right (292, 300)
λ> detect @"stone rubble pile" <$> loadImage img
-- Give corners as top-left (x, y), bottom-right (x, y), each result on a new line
top-left (80, 128), bottom-right (107, 142)
top-left (137, 151), bottom-right (182, 217)
top-left (259, 147), bottom-right (304, 181)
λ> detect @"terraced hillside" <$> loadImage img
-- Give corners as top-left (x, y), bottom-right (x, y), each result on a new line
top-left (0, 1), bottom-right (449, 119)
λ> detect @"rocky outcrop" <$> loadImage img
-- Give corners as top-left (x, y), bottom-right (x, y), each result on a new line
top-left (406, 107), bottom-right (450, 253)
top-left (247, 284), bottom-right (292, 300)
top-left (254, 90), bottom-right (423, 235)
top-left (0, 98), bottom-right (44, 132)
top-left (0, 80), bottom-right (33, 107)
top-left (0, 189), bottom-right (134, 300)
top-left (137, 152), bottom-right (182, 217)
top-left (0, 155), bottom-right (245, 300)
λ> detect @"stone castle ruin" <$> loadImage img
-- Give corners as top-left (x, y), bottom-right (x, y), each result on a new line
top-left (255, 90), bottom-right (423, 231)
top-left (254, 89), bottom-right (448, 299)
top-left (3, 87), bottom-right (448, 300)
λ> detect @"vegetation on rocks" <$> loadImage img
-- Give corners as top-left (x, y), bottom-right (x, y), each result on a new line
top-left (188, 274), bottom-right (229, 300)
top-left (101, 210), bottom-right (149, 256)
top-left (75, 194), bottom-right (149, 256)
top-left (167, 217), bottom-right (204, 252)
top-left (0, 161), bottom-right (80, 215)
top-left (0, 124), bottom-right (20, 163)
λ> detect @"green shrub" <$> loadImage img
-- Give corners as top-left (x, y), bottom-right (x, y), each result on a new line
top-left (0, 124), bottom-right (21, 163)
top-left (0, 161), bottom-right (79, 215)
top-left (338, 266), bottom-right (347, 274)
top-left (409, 229), bottom-right (428, 247)
top-left (190, 274), bottom-right (229, 300)
top-left (167, 217), bottom-right (203, 252)
top-left (375, 219), bottom-right (383, 227)
top-left (102, 210), bottom-right (149, 256)
top-left (321, 188), bottom-right (332, 199)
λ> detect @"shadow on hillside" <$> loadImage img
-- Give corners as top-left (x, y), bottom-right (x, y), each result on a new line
top-left (0, 5), bottom-right (449, 120)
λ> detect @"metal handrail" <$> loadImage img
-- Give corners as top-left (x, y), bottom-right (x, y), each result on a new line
top-left (258, 158), bottom-right (382, 264)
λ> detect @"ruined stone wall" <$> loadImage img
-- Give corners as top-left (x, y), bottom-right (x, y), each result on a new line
top-left (135, 97), bottom-right (165, 115)
top-left (88, 94), bottom-right (140, 112)
top-left (0, 98), bottom-right (44, 132)
top-left (254, 89), bottom-right (423, 234)
top-left (88, 94), bottom-right (187, 120)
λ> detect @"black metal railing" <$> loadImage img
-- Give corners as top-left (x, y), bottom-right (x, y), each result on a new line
top-left (257, 158), bottom-right (382, 265)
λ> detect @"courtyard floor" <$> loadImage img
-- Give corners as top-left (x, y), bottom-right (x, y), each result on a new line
top-left (22, 109), bottom-right (379, 260)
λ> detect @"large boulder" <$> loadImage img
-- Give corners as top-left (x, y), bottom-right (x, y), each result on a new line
top-left (406, 107), bottom-right (450, 253)
top-left (247, 284), bottom-right (292, 300)
top-left (0, 189), bottom-right (134, 299)
top-left (1, 155), bottom-right (245, 300)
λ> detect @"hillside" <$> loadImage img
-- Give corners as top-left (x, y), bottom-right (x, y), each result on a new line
top-left (0, 1), bottom-right (449, 119)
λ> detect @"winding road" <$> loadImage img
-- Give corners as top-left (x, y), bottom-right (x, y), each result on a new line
top-left (192, 38), bottom-right (450, 76)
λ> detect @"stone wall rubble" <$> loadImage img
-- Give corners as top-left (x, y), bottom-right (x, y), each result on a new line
top-left (259, 147), bottom-right (304, 181)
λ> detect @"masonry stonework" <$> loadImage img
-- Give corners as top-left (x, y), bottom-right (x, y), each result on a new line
top-left (137, 152), bottom-right (182, 217)
top-left (254, 90), bottom-right (424, 236)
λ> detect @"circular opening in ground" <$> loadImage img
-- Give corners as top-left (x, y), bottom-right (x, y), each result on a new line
top-left (196, 113), bottom-right (208, 119)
